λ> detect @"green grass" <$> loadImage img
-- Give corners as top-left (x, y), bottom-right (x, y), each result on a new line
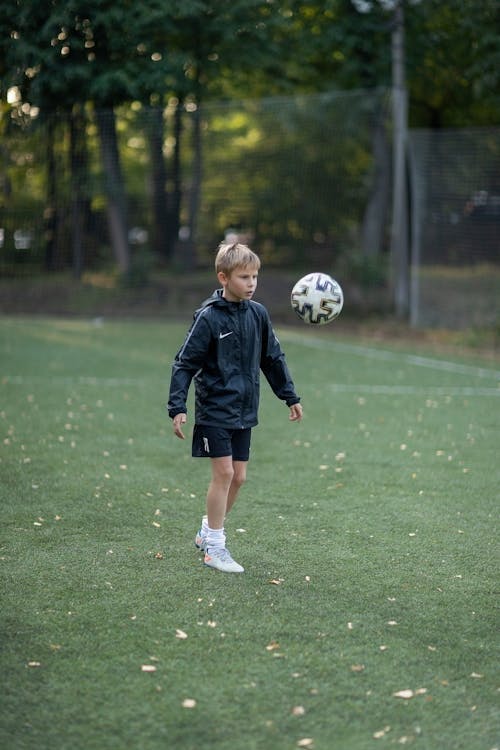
top-left (1, 317), bottom-right (499, 750)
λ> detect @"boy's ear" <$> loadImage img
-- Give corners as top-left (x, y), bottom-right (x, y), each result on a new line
top-left (217, 270), bottom-right (228, 286)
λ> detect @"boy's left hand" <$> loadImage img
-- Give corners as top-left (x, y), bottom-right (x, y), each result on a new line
top-left (289, 403), bottom-right (303, 422)
top-left (172, 412), bottom-right (187, 439)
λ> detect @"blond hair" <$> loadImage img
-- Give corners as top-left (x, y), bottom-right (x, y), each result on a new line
top-left (215, 242), bottom-right (261, 276)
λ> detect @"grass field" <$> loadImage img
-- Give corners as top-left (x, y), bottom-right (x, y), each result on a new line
top-left (1, 316), bottom-right (499, 750)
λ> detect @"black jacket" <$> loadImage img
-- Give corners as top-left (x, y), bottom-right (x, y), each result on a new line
top-left (168, 289), bottom-right (300, 429)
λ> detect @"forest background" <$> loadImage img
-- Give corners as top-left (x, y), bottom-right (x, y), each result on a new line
top-left (0, 0), bottom-right (499, 329)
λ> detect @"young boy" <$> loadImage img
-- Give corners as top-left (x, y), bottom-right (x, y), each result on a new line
top-left (167, 242), bottom-right (303, 573)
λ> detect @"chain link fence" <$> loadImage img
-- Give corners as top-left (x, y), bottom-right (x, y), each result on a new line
top-left (1, 92), bottom-right (498, 327)
top-left (408, 128), bottom-right (500, 328)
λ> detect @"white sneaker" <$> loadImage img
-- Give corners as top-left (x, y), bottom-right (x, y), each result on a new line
top-left (204, 547), bottom-right (244, 573)
top-left (194, 529), bottom-right (207, 552)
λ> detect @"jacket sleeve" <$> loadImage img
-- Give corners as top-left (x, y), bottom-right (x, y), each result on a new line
top-left (167, 311), bottom-right (211, 418)
top-left (260, 310), bottom-right (300, 407)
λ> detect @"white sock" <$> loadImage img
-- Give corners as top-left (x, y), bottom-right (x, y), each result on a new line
top-left (202, 515), bottom-right (226, 537)
top-left (206, 526), bottom-right (225, 552)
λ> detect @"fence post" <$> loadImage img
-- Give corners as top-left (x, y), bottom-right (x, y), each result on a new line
top-left (390, 0), bottom-right (409, 318)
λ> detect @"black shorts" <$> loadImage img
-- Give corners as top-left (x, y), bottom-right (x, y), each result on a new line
top-left (192, 425), bottom-right (252, 461)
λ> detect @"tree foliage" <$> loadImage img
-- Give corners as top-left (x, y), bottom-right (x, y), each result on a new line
top-left (0, 0), bottom-right (498, 287)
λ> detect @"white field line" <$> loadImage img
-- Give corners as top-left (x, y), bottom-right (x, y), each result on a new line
top-left (328, 384), bottom-right (500, 397)
top-left (2, 375), bottom-right (149, 387)
top-left (2, 375), bottom-right (499, 397)
top-left (280, 332), bottom-right (500, 381)
top-left (2, 335), bottom-right (499, 395)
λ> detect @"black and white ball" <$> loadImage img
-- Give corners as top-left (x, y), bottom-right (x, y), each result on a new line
top-left (291, 272), bottom-right (344, 325)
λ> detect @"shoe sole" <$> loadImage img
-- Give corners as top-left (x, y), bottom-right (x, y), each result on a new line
top-left (204, 554), bottom-right (244, 573)
top-left (204, 560), bottom-right (244, 573)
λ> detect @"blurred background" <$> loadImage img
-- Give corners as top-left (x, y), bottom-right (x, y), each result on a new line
top-left (1, 0), bottom-right (499, 330)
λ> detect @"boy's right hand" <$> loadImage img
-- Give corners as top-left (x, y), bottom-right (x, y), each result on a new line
top-left (172, 413), bottom-right (187, 439)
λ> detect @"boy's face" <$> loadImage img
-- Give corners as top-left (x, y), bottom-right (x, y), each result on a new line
top-left (218, 265), bottom-right (259, 303)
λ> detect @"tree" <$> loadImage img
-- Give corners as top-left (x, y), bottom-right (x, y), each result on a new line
top-left (1, 0), bottom-right (178, 275)
top-left (2, 0), bottom-right (498, 287)
top-left (407, 0), bottom-right (500, 127)
top-left (156, 1), bottom-right (301, 266)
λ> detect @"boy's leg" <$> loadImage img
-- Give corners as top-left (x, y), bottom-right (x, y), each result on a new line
top-left (206, 456), bottom-right (234, 529)
top-left (204, 455), bottom-right (244, 572)
top-left (226, 460), bottom-right (247, 514)
top-left (196, 459), bottom-right (247, 551)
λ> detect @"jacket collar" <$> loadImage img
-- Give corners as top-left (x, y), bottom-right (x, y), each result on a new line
top-left (201, 288), bottom-right (249, 310)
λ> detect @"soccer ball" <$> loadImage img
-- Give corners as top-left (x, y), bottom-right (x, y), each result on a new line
top-left (291, 272), bottom-right (344, 325)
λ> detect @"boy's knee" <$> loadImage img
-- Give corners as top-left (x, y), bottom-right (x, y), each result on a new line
top-left (233, 469), bottom-right (247, 487)
top-left (214, 463), bottom-right (234, 485)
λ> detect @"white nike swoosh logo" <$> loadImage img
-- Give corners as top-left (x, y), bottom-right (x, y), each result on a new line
top-left (219, 331), bottom-right (233, 339)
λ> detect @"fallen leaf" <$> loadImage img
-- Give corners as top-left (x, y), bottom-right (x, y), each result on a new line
top-left (141, 665), bottom-right (156, 673)
top-left (351, 664), bottom-right (365, 672)
top-left (175, 629), bottom-right (188, 639)
top-left (373, 726), bottom-right (391, 739)
top-left (269, 578), bottom-right (284, 585)
top-left (297, 739), bottom-right (314, 748)
top-left (182, 698), bottom-right (196, 708)
top-left (393, 690), bottom-right (414, 699)
top-left (470, 672), bottom-right (483, 679)
top-left (154, 552), bottom-right (164, 559)
top-left (292, 705), bottom-right (306, 716)
top-left (27, 661), bottom-right (41, 668)
top-left (266, 641), bottom-right (280, 651)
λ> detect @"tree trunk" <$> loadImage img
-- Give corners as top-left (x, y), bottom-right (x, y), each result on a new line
top-left (148, 107), bottom-right (169, 260)
top-left (166, 101), bottom-right (182, 259)
top-left (361, 110), bottom-right (390, 258)
top-left (70, 105), bottom-right (88, 279)
top-left (44, 120), bottom-right (58, 271)
top-left (182, 103), bottom-right (201, 270)
top-left (95, 108), bottom-right (130, 274)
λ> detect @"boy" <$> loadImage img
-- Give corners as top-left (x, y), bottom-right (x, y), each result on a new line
top-left (168, 242), bottom-right (303, 573)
